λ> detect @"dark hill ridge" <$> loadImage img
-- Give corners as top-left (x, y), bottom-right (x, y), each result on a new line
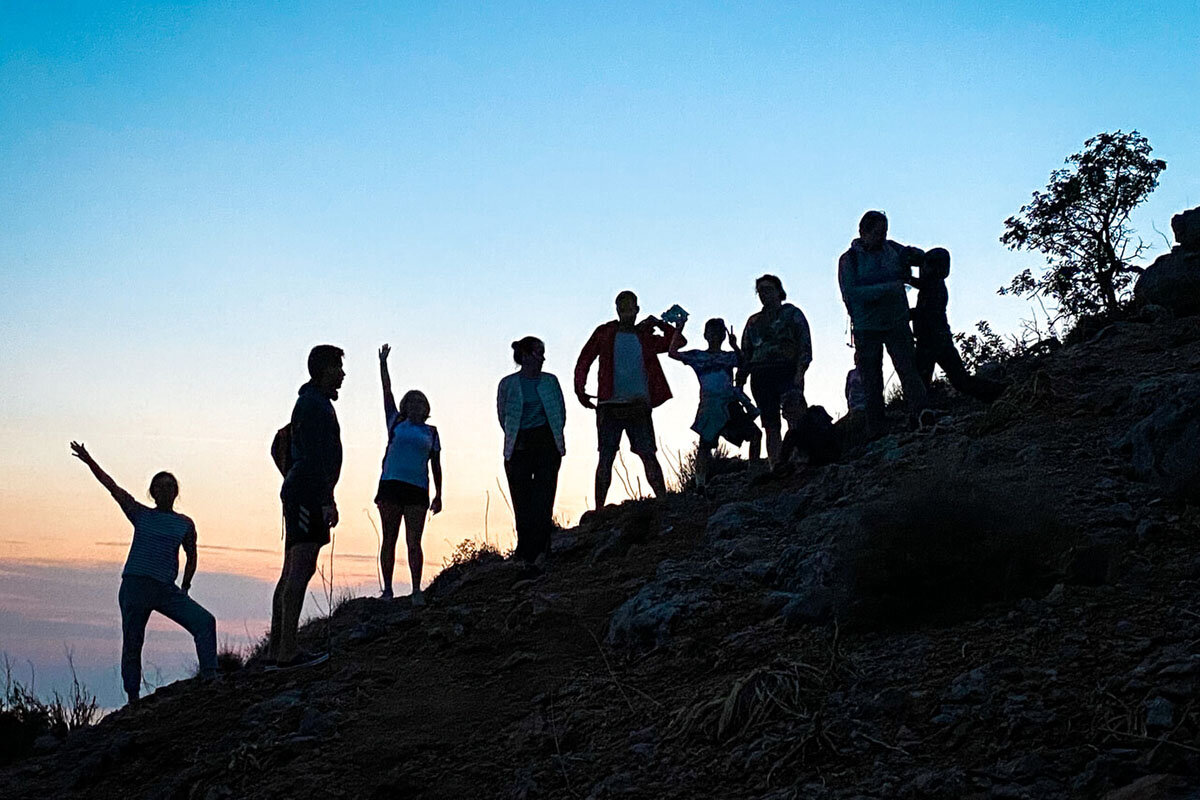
top-left (6, 313), bottom-right (1200, 799)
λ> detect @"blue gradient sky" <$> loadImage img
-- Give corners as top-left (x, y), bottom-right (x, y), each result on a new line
top-left (2, 1), bottom-right (1197, 707)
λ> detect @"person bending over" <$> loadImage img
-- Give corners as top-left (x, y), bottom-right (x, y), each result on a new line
top-left (70, 442), bottom-right (216, 705)
top-left (376, 344), bottom-right (443, 606)
top-left (574, 290), bottom-right (682, 506)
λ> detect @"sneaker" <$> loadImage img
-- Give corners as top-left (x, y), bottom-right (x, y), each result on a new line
top-left (379, 587), bottom-right (394, 600)
top-left (410, 591), bottom-right (426, 608)
top-left (269, 650), bottom-right (329, 671)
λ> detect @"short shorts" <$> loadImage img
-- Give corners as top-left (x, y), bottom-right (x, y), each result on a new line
top-left (374, 479), bottom-right (430, 509)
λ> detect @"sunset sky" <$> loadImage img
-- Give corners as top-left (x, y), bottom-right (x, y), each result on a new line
top-left (2, 1), bottom-right (1197, 707)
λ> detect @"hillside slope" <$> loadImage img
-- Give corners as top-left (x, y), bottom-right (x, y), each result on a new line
top-left (6, 312), bottom-right (1200, 799)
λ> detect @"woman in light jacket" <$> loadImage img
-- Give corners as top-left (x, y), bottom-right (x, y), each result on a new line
top-left (497, 336), bottom-right (566, 569)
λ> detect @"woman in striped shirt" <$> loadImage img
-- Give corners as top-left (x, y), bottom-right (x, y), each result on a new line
top-left (71, 442), bottom-right (217, 705)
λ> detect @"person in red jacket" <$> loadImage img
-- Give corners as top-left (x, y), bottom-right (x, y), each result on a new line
top-left (575, 290), bottom-right (685, 506)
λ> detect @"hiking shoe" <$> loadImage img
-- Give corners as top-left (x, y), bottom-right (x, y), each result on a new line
top-left (268, 650), bottom-right (329, 671)
top-left (379, 587), bottom-right (394, 600)
top-left (410, 591), bottom-right (426, 608)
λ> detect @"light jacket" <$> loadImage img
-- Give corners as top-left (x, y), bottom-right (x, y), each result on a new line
top-left (838, 238), bottom-right (924, 332)
top-left (574, 318), bottom-right (682, 409)
top-left (497, 372), bottom-right (567, 460)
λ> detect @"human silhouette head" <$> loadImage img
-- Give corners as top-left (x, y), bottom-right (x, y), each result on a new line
top-left (615, 291), bottom-right (639, 324)
top-left (756, 274), bottom-right (786, 308)
top-left (924, 248), bottom-right (951, 280)
top-left (859, 210), bottom-right (888, 250)
top-left (512, 336), bottom-right (546, 370)
top-left (703, 318), bottom-right (727, 348)
top-left (398, 390), bottom-right (431, 424)
top-left (149, 471), bottom-right (178, 508)
top-left (308, 345), bottom-right (345, 399)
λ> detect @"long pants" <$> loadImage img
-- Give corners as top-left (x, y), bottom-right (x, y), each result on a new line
top-left (504, 436), bottom-right (562, 565)
top-left (915, 332), bottom-right (1006, 403)
top-left (854, 326), bottom-right (928, 426)
top-left (119, 575), bottom-right (217, 697)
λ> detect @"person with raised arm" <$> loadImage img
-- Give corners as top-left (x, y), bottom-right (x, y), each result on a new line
top-left (70, 442), bottom-right (216, 705)
top-left (498, 336), bottom-right (567, 571)
top-left (268, 344), bottom-right (344, 670)
top-left (375, 344), bottom-right (442, 606)
top-left (669, 318), bottom-right (762, 494)
top-left (574, 290), bottom-right (683, 507)
top-left (736, 274), bottom-right (812, 466)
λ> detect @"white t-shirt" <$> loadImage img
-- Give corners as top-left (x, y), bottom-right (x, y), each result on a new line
top-left (612, 332), bottom-right (649, 401)
top-left (381, 417), bottom-right (440, 488)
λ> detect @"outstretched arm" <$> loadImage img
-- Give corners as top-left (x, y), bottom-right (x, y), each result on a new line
top-left (70, 442), bottom-right (137, 514)
top-left (379, 344), bottom-right (398, 421)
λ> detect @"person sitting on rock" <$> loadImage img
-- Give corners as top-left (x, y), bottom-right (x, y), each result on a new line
top-left (669, 317), bottom-right (763, 494)
top-left (773, 395), bottom-right (840, 475)
top-left (907, 248), bottom-right (1006, 403)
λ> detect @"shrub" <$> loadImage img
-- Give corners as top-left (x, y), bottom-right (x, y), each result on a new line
top-left (1, 653), bottom-right (100, 765)
top-left (844, 468), bottom-right (1070, 628)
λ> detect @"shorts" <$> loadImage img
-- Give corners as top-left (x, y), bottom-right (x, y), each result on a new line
top-left (283, 500), bottom-right (331, 548)
top-left (750, 363), bottom-right (799, 430)
top-left (597, 402), bottom-right (657, 455)
top-left (374, 479), bottom-right (430, 509)
top-left (700, 402), bottom-right (760, 450)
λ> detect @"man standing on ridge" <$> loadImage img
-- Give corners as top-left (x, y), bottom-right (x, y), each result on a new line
top-left (268, 344), bottom-right (344, 670)
top-left (838, 210), bottom-right (931, 437)
top-left (575, 290), bottom-right (683, 507)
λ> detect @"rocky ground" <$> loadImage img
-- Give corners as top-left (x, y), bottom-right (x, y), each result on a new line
top-left (5, 310), bottom-right (1200, 799)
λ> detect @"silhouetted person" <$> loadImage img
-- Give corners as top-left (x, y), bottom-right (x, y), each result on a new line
top-left (70, 442), bottom-right (216, 705)
top-left (268, 345), bottom-right (343, 670)
top-left (775, 399), bottom-right (840, 471)
top-left (838, 210), bottom-right (930, 436)
top-left (737, 275), bottom-right (812, 466)
top-left (498, 337), bottom-right (566, 569)
top-left (375, 345), bottom-right (443, 605)
top-left (669, 318), bottom-right (762, 494)
top-left (574, 291), bottom-right (681, 506)
top-left (907, 248), bottom-right (1007, 403)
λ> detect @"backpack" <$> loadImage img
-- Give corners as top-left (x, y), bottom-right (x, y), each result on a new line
top-left (270, 423), bottom-right (293, 477)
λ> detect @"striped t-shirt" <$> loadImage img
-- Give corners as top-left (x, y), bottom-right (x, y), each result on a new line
top-left (119, 501), bottom-right (197, 585)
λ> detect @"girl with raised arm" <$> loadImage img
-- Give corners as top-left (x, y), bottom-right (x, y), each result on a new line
top-left (376, 344), bottom-right (443, 606)
top-left (70, 442), bottom-right (216, 705)
top-left (498, 337), bottom-right (566, 570)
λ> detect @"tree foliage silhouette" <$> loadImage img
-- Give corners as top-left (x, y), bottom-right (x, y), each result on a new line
top-left (999, 130), bottom-right (1166, 322)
